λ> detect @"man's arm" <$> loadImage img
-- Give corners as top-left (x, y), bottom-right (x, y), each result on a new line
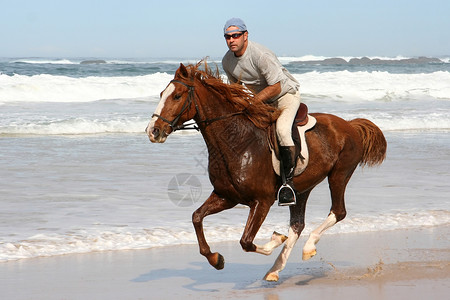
top-left (254, 81), bottom-right (281, 103)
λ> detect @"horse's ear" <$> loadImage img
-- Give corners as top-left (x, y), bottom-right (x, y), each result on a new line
top-left (179, 63), bottom-right (188, 78)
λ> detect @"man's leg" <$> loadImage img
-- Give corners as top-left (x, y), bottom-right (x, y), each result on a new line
top-left (275, 91), bottom-right (301, 206)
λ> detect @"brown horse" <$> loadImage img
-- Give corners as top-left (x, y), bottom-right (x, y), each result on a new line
top-left (146, 62), bottom-right (387, 281)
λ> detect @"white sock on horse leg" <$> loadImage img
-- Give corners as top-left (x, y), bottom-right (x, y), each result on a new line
top-left (303, 212), bottom-right (337, 260)
top-left (264, 227), bottom-right (299, 281)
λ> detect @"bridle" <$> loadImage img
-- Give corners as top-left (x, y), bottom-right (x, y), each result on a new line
top-left (151, 80), bottom-right (198, 131)
top-left (151, 79), bottom-right (243, 132)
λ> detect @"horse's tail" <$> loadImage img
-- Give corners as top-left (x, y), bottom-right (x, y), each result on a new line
top-left (349, 118), bottom-right (387, 167)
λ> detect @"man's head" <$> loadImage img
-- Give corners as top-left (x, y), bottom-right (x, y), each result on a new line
top-left (223, 18), bottom-right (248, 57)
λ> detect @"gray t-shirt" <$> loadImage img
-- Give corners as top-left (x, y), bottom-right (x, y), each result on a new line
top-left (222, 41), bottom-right (299, 102)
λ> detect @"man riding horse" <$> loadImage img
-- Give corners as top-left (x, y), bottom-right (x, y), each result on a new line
top-left (222, 18), bottom-right (301, 206)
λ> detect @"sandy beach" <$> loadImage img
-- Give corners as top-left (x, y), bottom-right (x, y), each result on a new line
top-left (1, 225), bottom-right (448, 300)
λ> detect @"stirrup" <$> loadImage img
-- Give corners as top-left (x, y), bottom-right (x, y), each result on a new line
top-left (277, 184), bottom-right (296, 206)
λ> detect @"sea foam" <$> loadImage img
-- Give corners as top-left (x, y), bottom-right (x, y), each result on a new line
top-left (0, 73), bottom-right (173, 103)
top-left (0, 209), bottom-right (447, 262)
top-left (1, 71), bottom-right (450, 104)
top-left (294, 70), bottom-right (450, 102)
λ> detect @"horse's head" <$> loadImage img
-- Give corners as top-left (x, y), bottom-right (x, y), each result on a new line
top-left (146, 63), bottom-right (198, 143)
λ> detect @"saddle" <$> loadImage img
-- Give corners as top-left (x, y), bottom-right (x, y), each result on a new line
top-left (269, 103), bottom-right (317, 176)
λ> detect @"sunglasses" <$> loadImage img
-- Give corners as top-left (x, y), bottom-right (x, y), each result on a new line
top-left (224, 32), bottom-right (245, 40)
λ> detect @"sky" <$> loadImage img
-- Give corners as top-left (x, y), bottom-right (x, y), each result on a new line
top-left (1, 0), bottom-right (449, 59)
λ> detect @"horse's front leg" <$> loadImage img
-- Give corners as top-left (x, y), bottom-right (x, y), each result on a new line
top-left (239, 199), bottom-right (273, 254)
top-left (192, 192), bottom-right (236, 270)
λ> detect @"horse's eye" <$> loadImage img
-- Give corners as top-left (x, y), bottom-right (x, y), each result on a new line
top-left (173, 94), bottom-right (182, 100)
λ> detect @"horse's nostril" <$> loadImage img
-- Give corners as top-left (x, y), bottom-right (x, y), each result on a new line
top-left (152, 127), bottom-right (160, 137)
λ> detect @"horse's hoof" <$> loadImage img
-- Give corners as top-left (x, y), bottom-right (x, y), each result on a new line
top-left (215, 253), bottom-right (225, 270)
top-left (264, 272), bottom-right (279, 282)
top-left (210, 252), bottom-right (225, 270)
top-left (272, 231), bottom-right (288, 243)
top-left (302, 249), bottom-right (317, 261)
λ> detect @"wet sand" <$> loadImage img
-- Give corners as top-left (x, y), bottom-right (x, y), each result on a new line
top-left (1, 225), bottom-right (449, 300)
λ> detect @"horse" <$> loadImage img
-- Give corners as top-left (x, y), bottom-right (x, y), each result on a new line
top-left (146, 61), bottom-right (387, 281)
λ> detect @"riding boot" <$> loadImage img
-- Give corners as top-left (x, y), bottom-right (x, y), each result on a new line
top-left (278, 146), bottom-right (297, 206)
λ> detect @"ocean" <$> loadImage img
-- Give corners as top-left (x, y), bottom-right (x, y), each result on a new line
top-left (1, 56), bottom-right (449, 261)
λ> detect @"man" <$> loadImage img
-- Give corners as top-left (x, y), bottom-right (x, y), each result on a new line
top-left (222, 18), bottom-right (301, 206)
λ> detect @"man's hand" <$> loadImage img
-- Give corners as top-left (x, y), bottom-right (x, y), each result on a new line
top-left (254, 82), bottom-right (281, 103)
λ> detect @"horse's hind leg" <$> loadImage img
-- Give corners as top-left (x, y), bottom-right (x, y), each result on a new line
top-left (254, 231), bottom-right (288, 256)
top-left (302, 166), bottom-right (355, 260)
top-left (264, 191), bottom-right (310, 281)
top-left (192, 192), bottom-right (236, 270)
top-left (302, 212), bottom-right (337, 260)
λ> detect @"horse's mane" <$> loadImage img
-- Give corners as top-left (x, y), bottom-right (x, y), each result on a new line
top-left (179, 61), bottom-right (280, 129)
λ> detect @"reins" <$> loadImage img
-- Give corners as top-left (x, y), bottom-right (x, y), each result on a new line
top-left (152, 79), bottom-right (244, 132)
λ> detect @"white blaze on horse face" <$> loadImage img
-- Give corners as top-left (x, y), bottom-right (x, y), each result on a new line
top-left (146, 83), bottom-right (175, 137)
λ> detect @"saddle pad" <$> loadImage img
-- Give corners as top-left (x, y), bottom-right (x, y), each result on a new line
top-left (272, 115), bottom-right (317, 176)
